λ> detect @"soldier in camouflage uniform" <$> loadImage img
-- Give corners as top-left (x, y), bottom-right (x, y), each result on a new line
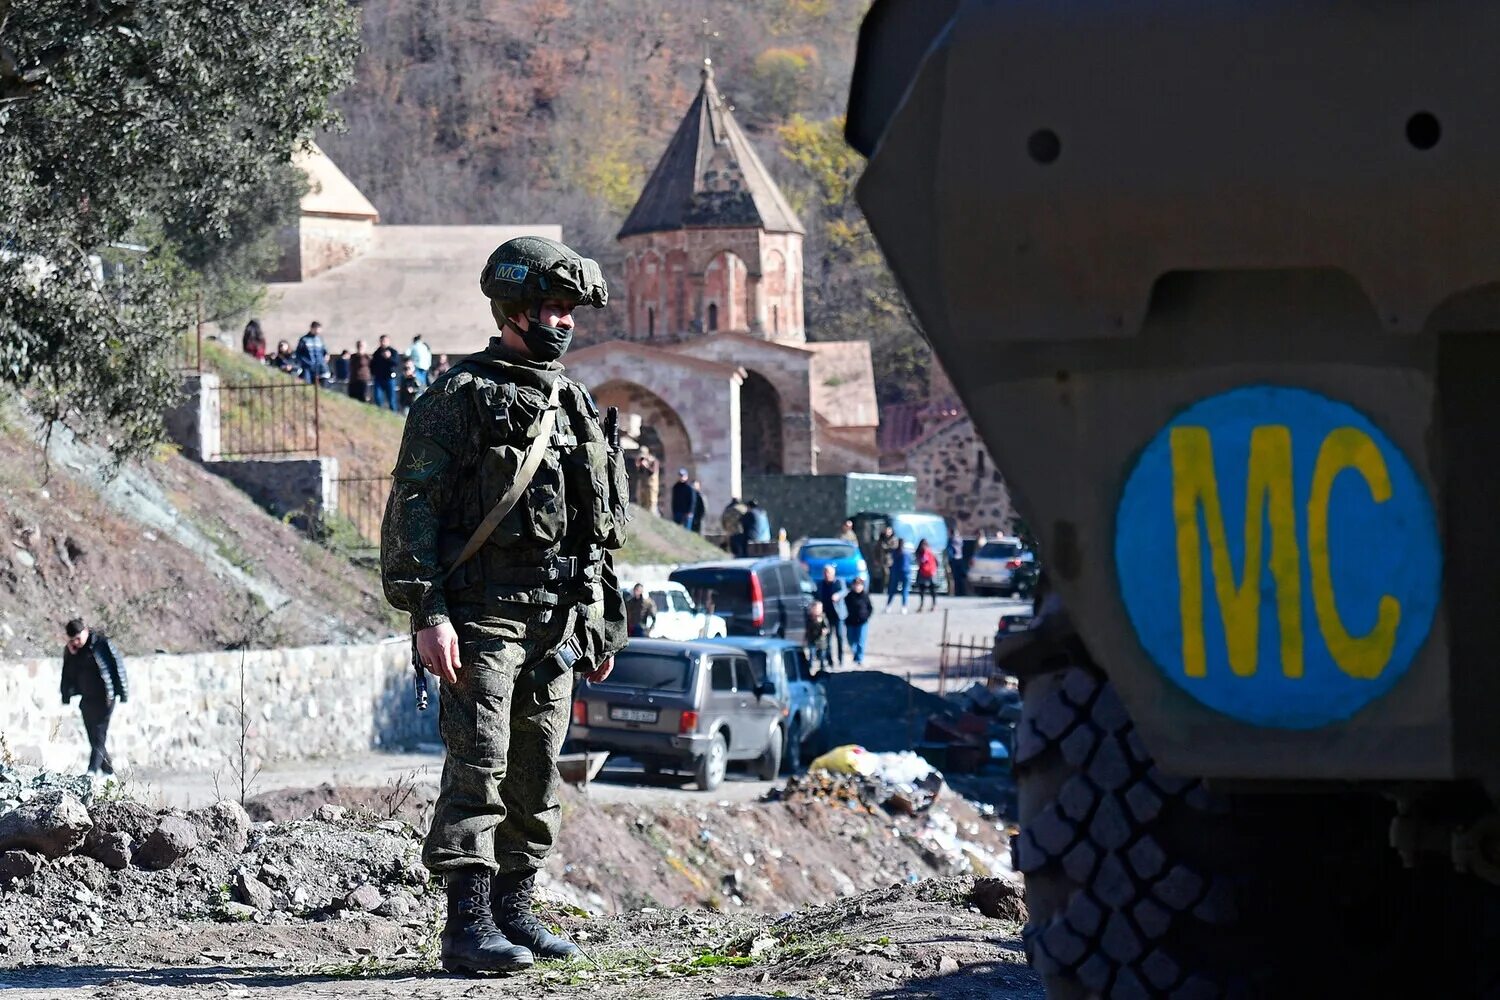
top-left (381, 236), bottom-right (629, 975)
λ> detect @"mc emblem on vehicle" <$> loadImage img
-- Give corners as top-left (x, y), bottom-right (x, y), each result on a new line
top-left (1115, 386), bottom-right (1441, 728)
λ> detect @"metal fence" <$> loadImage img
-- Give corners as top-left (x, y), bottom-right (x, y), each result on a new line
top-left (175, 326), bottom-right (202, 372)
top-left (334, 475), bottom-right (391, 549)
top-left (937, 632), bottom-right (1000, 695)
top-left (216, 380), bottom-right (321, 459)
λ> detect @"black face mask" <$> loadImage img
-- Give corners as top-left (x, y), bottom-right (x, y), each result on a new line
top-left (507, 308), bottom-right (572, 361)
top-left (520, 320), bottom-right (572, 361)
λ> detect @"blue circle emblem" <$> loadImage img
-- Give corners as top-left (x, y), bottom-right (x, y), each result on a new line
top-left (1115, 386), bottom-right (1440, 729)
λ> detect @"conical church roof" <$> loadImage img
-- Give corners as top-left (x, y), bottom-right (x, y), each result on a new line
top-left (618, 62), bottom-right (804, 239)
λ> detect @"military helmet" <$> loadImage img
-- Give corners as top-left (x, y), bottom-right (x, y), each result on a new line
top-left (480, 236), bottom-right (609, 313)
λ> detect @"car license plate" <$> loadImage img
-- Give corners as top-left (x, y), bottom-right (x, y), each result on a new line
top-left (609, 706), bottom-right (658, 724)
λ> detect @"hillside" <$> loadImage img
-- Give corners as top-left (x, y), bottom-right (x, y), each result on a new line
top-left (0, 391), bottom-right (400, 659)
top-left (316, 0), bottom-right (933, 403)
top-left (0, 341), bottom-right (725, 658)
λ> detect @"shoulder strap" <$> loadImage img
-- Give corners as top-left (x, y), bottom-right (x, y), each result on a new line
top-left (437, 378), bottom-right (563, 584)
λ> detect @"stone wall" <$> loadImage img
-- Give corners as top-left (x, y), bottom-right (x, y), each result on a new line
top-left (269, 215), bottom-right (375, 283)
top-left (0, 641), bottom-right (436, 773)
top-left (619, 228), bottom-right (804, 341)
top-left (204, 457), bottom-right (340, 521)
top-left (895, 417), bottom-right (1017, 536)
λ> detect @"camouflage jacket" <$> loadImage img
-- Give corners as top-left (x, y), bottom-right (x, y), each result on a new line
top-left (380, 339), bottom-right (629, 663)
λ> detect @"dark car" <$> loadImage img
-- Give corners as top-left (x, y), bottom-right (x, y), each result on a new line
top-left (702, 636), bottom-right (829, 773)
top-left (570, 639), bottom-right (787, 790)
top-left (669, 557), bottom-right (814, 642)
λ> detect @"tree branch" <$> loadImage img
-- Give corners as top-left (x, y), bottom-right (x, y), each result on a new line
top-left (0, 0), bottom-right (139, 105)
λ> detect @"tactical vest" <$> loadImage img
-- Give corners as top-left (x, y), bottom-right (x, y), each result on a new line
top-left (437, 358), bottom-right (630, 616)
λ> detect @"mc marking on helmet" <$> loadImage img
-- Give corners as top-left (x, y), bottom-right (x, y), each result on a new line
top-left (1115, 386), bottom-right (1441, 729)
top-left (493, 263), bottom-right (529, 284)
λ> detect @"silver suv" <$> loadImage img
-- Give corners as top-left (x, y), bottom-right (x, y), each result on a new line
top-left (569, 639), bottom-right (787, 790)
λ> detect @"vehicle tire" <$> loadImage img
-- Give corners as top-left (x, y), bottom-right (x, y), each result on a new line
top-left (755, 726), bottom-right (783, 781)
top-left (643, 761), bottom-right (662, 778)
top-left (695, 733), bottom-right (727, 791)
top-left (783, 718), bottom-right (802, 775)
top-left (1015, 663), bottom-right (1500, 998)
top-left (1014, 663), bottom-right (1251, 998)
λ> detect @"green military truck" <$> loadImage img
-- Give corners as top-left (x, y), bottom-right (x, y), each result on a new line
top-left (741, 472), bottom-right (916, 544)
top-left (849, 3), bottom-right (1500, 997)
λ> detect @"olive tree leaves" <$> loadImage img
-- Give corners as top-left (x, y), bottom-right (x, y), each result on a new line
top-left (0, 0), bottom-right (359, 460)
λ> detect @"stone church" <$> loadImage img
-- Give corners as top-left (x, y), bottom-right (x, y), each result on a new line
top-left (566, 62), bottom-right (880, 517)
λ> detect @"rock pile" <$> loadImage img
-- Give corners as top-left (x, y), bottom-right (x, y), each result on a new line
top-left (0, 765), bottom-right (437, 964)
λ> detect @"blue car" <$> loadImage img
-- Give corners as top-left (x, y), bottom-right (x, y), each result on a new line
top-left (701, 636), bottom-right (828, 773)
top-left (796, 537), bottom-right (869, 587)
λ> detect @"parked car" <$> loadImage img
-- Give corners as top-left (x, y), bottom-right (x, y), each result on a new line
top-left (621, 580), bottom-right (728, 641)
top-left (966, 535), bottom-right (1034, 597)
top-left (796, 537), bottom-right (870, 587)
top-left (702, 636), bottom-right (827, 773)
top-left (570, 639), bottom-right (786, 790)
top-left (669, 558), bottom-right (814, 642)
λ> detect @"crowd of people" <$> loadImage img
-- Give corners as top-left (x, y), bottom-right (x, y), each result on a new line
top-left (241, 319), bottom-right (453, 416)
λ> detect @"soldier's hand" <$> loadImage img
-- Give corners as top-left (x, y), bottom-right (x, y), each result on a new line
top-left (586, 656), bottom-right (614, 683)
top-left (416, 622), bottom-right (461, 685)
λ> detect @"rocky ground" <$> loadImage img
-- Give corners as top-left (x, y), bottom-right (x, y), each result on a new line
top-left (0, 763), bottom-right (1040, 998)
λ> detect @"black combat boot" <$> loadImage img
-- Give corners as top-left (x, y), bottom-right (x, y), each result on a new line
top-left (440, 869), bottom-right (535, 974)
top-left (492, 870), bottom-right (583, 960)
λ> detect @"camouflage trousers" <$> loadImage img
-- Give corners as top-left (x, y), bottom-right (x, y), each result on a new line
top-left (423, 613), bottom-right (575, 876)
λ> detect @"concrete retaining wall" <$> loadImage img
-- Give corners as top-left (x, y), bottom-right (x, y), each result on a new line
top-left (204, 457), bottom-right (340, 520)
top-left (0, 641), bottom-right (436, 774)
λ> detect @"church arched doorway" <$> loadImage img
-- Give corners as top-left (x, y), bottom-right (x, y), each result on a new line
top-left (590, 380), bottom-right (695, 515)
top-left (740, 370), bottom-right (784, 475)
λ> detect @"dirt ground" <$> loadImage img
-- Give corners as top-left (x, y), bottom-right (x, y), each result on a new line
top-left (0, 876), bottom-right (1040, 1000)
top-left (0, 765), bottom-right (1036, 999)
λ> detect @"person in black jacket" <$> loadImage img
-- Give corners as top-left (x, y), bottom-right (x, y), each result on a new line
top-left (60, 618), bottom-right (128, 776)
top-left (690, 480), bottom-right (707, 535)
top-left (844, 576), bottom-right (874, 665)
top-left (670, 468), bottom-right (695, 529)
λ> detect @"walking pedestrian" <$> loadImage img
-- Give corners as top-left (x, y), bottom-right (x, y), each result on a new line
top-left (409, 333), bottom-right (433, 387)
top-left (635, 448), bottom-right (660, 514)
top-left (380, 234), bottom-right (623, 975)
top-left (815, 564), bottom-right (846, 665)
top-left (884, 536), bottom-right (911, 613)
top-left (691, 480), bottom-right (707, 535)
top-left (804, 602), bottom-right (832, 671)
top-left (295, 321), bottom-right (329, 385)
top-left (844, 576), bottom-right (873, 665)
top-left (671, 468), bottom-right (695, 529)
top-left (625, 583), bottom-right (657, 638)
top-left (348, 339), bottom-right (373, 402)
top-left (370, 334), bottom-right (401, 411)
top-left (60, 618), bottom-right (128, 776)
top-left (241, 319), bottom-right (266, 360)
top-left (914, 538), bottom-right (940, 612)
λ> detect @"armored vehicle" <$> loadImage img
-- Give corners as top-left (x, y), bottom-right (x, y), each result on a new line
top-left (848, 3), bottom-right (1500, 996)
